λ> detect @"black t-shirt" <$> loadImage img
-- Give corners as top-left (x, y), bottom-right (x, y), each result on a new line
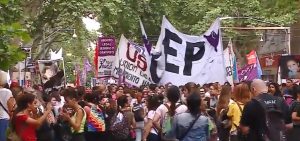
top-left (241, 93), bottom-right (292, 141)
top-left (290, 101), bottom-right (300, 117)
top-left (240, 98), bottom-right (267, 141)
top-left (257, 93), bottom-right (291, 124)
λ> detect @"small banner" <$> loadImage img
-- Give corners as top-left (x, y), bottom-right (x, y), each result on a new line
top-left (280, 55), bottom-right (300, 79)
top-left (98, 37), bottom-right (116, 78)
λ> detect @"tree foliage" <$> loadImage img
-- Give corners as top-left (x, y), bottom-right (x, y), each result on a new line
top-left (98, 0), bottom-right (299, 39)
top-left (0, 0), bottom-right (30, 70)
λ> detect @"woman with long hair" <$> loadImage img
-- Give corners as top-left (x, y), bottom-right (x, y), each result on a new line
top-left (150, 86), bottom-right (188, 140)
top-left (60, 88), bottom-right (86, 141)
top-left (142, 95), bottom-right (161, 141)
top-left (166, 92), bottom-right (209, 141)
top-left (216, 85), bottom-right (232, 141)
top-left (227, 82), bottom-right (251, 141)
top-left (268, 82), bottom-right (282, 97)
top-left (13, 93), bottom-right (52, 141)
top-left (109, 95), bottom-right (136, 141)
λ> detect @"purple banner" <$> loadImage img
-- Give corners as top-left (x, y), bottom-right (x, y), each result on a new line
top-left (98, 37), bottom-right (116, 56)
top-left (238, 64), bottom-right (258, 82)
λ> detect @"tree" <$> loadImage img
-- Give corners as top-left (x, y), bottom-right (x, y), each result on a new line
top-left (21, 0), bottom-right (102, 60)
top-left (97, 0), bottom-right (299, 64)
top-left (0, 0), bottom-right (30, 70)
top-left (98, 0), bottom-right (299, 37)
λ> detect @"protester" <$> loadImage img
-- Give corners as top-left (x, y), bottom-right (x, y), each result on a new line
top-left (61, 88), bottom-right (87, 141)
top-left (13, 93), bottom-right (52, 141)
top-left (240, 79), bottom-right (291, 141)
top-left (0, 71), bottom-right (15, 141)
top-left (227, 82), bottom-right (251, 141)
top-left (142, 95), bottom-right (161, 141)
top-left (83, 91), bottom-right (106, 140)
top-left (216, 85), bottom-right (232, 141)
top-left (110, 95), bottom-right (136, 141)
top-left (165, 92), bottom-right (209, 141)
top-left (151, 86), bottom-right (188, 140)
top-left (285, 85), bottom-right (300, 141)
top-left (132, 91), bottom-right (146, 141)
top-left (268, 82), bottom-right (282, 97)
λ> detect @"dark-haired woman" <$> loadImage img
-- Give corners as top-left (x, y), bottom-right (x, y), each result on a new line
top-left (151, 86), bottom-right (188, 138)
top-left (13, 93), bottom-right (52, 141)
top-left (83, 91), bottom-right (106, 141)
top-left (166, 92), bottom-right (209, 141)
top-left (60, 88), bottom-right (86, 141)
top-left (110, 95), bottom-right (136, 141)
top-left (268, 82), bottom-right (282, 97)
top-left (288, 85), bottom-right (300, 141)
top-left (142, 95), bottom-right (161, 141)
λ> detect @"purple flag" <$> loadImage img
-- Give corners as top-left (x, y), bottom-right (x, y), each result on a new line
top-left (139, 19), bottom-right (152, 54)
top-left (84, 58), bottom-right (92, 72)
top-left (238, 64), bottom-right (258, 82)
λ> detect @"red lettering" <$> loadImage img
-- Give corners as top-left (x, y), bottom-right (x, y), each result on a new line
top-left (126, 43), bottom-right (137, 62)
top-left (138, 55), bottom-right (147, 71)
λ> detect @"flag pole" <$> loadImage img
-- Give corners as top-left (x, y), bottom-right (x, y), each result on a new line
top-left (62, 58), bottom-right (67, 88)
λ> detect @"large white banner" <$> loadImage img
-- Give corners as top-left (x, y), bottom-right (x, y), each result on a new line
top-left (112, 35), bottom-right (152, 87)
top-left (150, 16), bottom-right (226, 85)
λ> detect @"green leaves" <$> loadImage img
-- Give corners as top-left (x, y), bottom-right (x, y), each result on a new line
top-left (0, 0), bottom-right (31, 70)
top-left (97, 0), bottom-right (299, 41)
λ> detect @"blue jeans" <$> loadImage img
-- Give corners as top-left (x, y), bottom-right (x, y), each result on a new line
top-left (147, 133), bottom-right (160, 141)
top-left (135, 121), bottom-right (144, 141)
top-left (0, 119), bottom-right (9, 141)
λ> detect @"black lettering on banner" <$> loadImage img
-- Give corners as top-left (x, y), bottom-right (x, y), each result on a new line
top-left (124, 71), bottom-right (140, 84)
top-left (226, 66), bottom-right (232, 76)
top-left (142, 80), bottom-right (150, 86)
top-left (119, 59), bottom-right (138, 72)
top-left (150, 54), bottom-right (161, 83)
top-left (163, 29), bottom-right (182, 74)
top-left (184, 42), bottom-right (205, 76)
top-left (99, 58), bottom-right (113, 69)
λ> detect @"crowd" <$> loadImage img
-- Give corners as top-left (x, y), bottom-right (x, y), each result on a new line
top-left (1, 70), bottom-right (300, 141)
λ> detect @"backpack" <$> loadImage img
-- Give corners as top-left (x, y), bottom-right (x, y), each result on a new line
top-left (85, 105), bottom-right (106, 132)
top-left (109, 112), bottom-right (130, 140)
top-left (132, 103), bottom-right (144, 122)
top-left (161, 104), bottom-right (182, 135)
top-left (257, 97), bottom-right (286, 141)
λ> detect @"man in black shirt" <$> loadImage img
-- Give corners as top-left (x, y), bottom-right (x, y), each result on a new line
top-left (240, 79), bottom-right (291, 141)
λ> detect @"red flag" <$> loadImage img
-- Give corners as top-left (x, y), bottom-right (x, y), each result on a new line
top-left (246, 50), bottom-right (257, 65)
top-left (75, 72), bottom-right (80, 86)
top-left (94, 41), bottom-right (99, 77)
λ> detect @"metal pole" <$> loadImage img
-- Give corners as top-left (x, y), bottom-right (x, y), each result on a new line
top-left (288, 27), bottom-right (291, 54)
top-left (18, 62), bottom-right (21, 86)
top-left (24, 55), bottom-right (27, 87)
top-left (62, 58), bottom-right (67, 88)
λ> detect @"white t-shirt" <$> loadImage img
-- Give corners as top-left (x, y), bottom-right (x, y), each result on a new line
top-left (155, 103), bottom-right (188, 123)
top-left (0, 88), bottom-right (13, 119)
top-left (144, 110), bottom-right (158, 135)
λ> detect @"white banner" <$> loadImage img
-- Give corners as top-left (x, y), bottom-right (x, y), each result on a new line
top-left (150, 16), bottom-right (226, 85)
top-left (98, 37), bottom-right (116, 78)
top-left (224, 39), bottom-right (238, 86)
top-left (98, 56), bottom-right (115, 77)
top-left (112, 35), bottom-right (152, 87)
